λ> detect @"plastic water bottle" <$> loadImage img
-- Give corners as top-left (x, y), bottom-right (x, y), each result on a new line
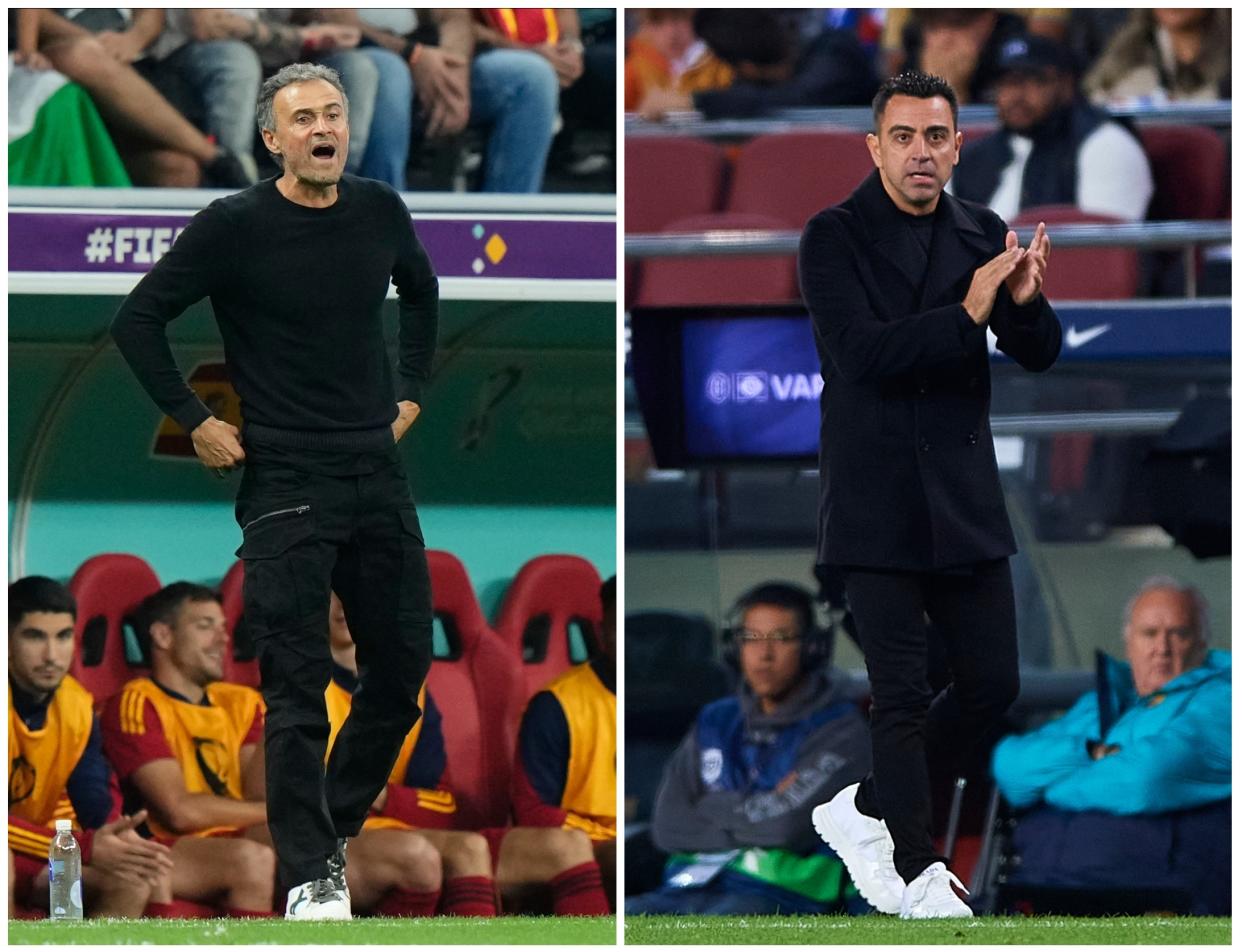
top-left (48, 819), bottom-right (83, 920)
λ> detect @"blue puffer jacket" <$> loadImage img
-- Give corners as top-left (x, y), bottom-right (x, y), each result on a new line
top-left (992, 650), bottom-right (1231, 815)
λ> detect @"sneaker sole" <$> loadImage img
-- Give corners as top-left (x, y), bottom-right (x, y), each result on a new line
top-left (811, 803), bottom-right (902, 915)
top-left (900, 906), bottom-right (974, 920)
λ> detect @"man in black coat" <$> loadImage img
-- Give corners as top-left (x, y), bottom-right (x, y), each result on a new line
top-left (797, 71), bottom-right (1061, 919)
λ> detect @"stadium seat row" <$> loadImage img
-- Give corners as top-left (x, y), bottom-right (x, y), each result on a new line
top-left (66, 550), bottom-right (605, 828)
top-left (625, 126), bottom-right (1226, 306)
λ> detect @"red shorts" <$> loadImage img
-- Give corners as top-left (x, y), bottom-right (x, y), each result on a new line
top-left (477, 826), bottom-right (510, 870)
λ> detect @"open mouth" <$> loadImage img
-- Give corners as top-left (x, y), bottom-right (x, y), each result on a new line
top-left (311, 143), bottom-right (337, 160)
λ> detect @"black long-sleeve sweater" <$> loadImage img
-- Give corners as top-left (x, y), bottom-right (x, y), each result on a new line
top-left (111, 174), bottom-right (438, 453)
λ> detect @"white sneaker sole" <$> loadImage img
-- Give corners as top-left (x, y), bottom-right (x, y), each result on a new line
top-left (900, 903), bottom-right (973, 920)
top-left (811, 802), bottom-right (902, 915)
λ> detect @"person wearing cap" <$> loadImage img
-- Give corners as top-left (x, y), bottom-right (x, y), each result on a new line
top-left (952, 34), bottom-right (1153, 222)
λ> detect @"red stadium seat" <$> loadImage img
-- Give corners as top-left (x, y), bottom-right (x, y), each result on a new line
top-left (495, 555), bottom-right (604, 702)
top-left (218, 561), bottom-right (260, 689)
top-left (67, 554), bottom-right (160, 706)
top-left (727, 131), bottom-right (876, 228)
top-left (1011, 205), bottom-right (1139, 300)
top-left (426, 550), bottom-right (522, 828)
top-left (1138, 124), bottom-right (1227, 221)
top-left (625, 136), bottom-right (727, 234)
top-left (634, 212), bottom-right (799, 307)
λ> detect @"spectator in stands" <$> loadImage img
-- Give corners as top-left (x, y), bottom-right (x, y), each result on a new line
top-left (891, 9), bottom-right (1029, 104)
top-left (624, 9), bottom-right (703, 112)
top-left (12, 9), bottom-right (251, 187)
top-left (145, 10), bottom-right (411, 190)
top-left (9, 45), bottom-right (132, 186)
top-left (336, 10), bottom-right (556, 193)
top-left (327, 591), bottom-right (612, 916)
top-left (636, 10), bottom-right (876, 121)
top-left (8, 577), bottom-right (175, 919)
top-left (952, 34), bottom-right (1153, 222)
top-left (990, 577), bottom-right (1230, 914)
top-left (1084, 9), bottom-right (1231, 105)
top-left (100, 583), bottom-right (278, 916)
top-left (627, 583), bottom-right (873, 915)
top-left (510, 575), bottom-right (617, 909)
top-left (534, 9), bottom-right (616, 180)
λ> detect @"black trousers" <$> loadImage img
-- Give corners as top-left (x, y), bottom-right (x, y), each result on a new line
top-left (236, 447), bottom-right (433, 889)
top-left (844, 558), bottom-right (1019, 883)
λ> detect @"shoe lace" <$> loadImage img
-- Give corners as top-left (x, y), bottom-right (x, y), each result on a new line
top-left (309, 878), bottom-right (339, 903)
top-left (327, 841), bottom-right (347, 892)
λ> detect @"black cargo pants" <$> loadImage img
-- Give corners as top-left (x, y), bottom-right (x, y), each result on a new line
top-left (235, 444), bottom-right (432, 889)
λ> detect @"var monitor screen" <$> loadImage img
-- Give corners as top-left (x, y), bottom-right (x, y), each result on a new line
top-left (630, 306), bottom-right (821, 466)
top-left (629, 301), bottom-right (1231, 468)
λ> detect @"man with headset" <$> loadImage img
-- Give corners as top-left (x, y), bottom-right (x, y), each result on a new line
top-left (626, 583), bottom-right (872, 915)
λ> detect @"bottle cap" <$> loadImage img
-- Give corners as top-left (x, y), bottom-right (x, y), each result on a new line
top-left (55, 819), bottom-right (72, 832)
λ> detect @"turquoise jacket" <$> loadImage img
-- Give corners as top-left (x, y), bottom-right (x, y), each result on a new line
top-left (992, 650), bottom-right (1231, 815)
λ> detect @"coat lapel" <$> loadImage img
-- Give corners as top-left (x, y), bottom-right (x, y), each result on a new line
top-left (851, 171), bottom-right (924, 295)
top-left (919, 190), bottom-right (996, 310)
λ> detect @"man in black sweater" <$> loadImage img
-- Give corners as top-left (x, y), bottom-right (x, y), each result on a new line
top-left (111, 62), bottom-right (439, 921)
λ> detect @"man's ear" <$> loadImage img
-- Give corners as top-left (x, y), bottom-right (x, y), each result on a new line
top-left (148, 621), bottom-right (174, 653)
top-left (865, 132), bottom-right (881, 169)
top-left (260, 127), bottom-right (281, 159)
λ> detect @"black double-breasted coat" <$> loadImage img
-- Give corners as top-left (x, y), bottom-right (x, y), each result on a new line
top-left (798, 170), bottom-right (1062, 571)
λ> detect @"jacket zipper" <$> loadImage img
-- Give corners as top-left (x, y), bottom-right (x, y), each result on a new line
top-left (242, 505), bottom-right (310, 532)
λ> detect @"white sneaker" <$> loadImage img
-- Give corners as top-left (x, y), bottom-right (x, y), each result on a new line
top-left (285, 877), bottom-right (352, 920)
top-left (811, 783), bottom-right (904, 914)
top-left (900, 862), bottom-right (973, 919)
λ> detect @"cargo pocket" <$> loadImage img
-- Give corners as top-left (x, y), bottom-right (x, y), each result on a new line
top-left (398, 508), bottom-right (425, 547)
top-left (236, 506), bottom-right (318, 633)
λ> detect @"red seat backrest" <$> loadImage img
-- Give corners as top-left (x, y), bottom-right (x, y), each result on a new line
top-left (426, 550), bottom-right (522, 829)
top-left (495, 555), bottom-right (603, 703)
top-left (728, 131), bottom-right (875, 228)
top-left (218, 561), bottom-right (259, 689)
top-left (1011, 205), bottom-right (1139, 300)
top-left (1138, 124), bottom-right (1227, 221)
top-left (634, 212), bottom-right (799, 308)
top-left (67, 554), bottom-right (160, 707)
top-left (626, 136), bottom-right (727, 234)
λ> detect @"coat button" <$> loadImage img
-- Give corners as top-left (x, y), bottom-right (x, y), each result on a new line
top-left (966, 432), bottom-right (978, 445)
top-left (920, 440), bottom-right (931, 452)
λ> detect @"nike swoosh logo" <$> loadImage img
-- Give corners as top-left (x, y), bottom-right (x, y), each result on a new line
top-left (1065, 323), bottom-right (1112, 349)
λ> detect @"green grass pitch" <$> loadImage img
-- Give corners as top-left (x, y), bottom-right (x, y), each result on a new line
top-left (624, 914), bottom-right (1231, 945)
top-left (10, 915), bottom-right (616, 945)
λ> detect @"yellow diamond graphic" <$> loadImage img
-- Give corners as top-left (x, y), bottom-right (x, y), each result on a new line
top-left (485, 233), bottom-right (507, 265)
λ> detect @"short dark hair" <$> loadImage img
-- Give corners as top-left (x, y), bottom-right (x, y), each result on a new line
top-left (732, 582), bottom-right (815, 638)
top-left (599, 575), bottom-right (616, 611)
top-left (9, 576), bottom-right (76, 628)
top-left (872, 70), bottom-right (959, 131)
top-left (136, 582), bottom-right (221, 660)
